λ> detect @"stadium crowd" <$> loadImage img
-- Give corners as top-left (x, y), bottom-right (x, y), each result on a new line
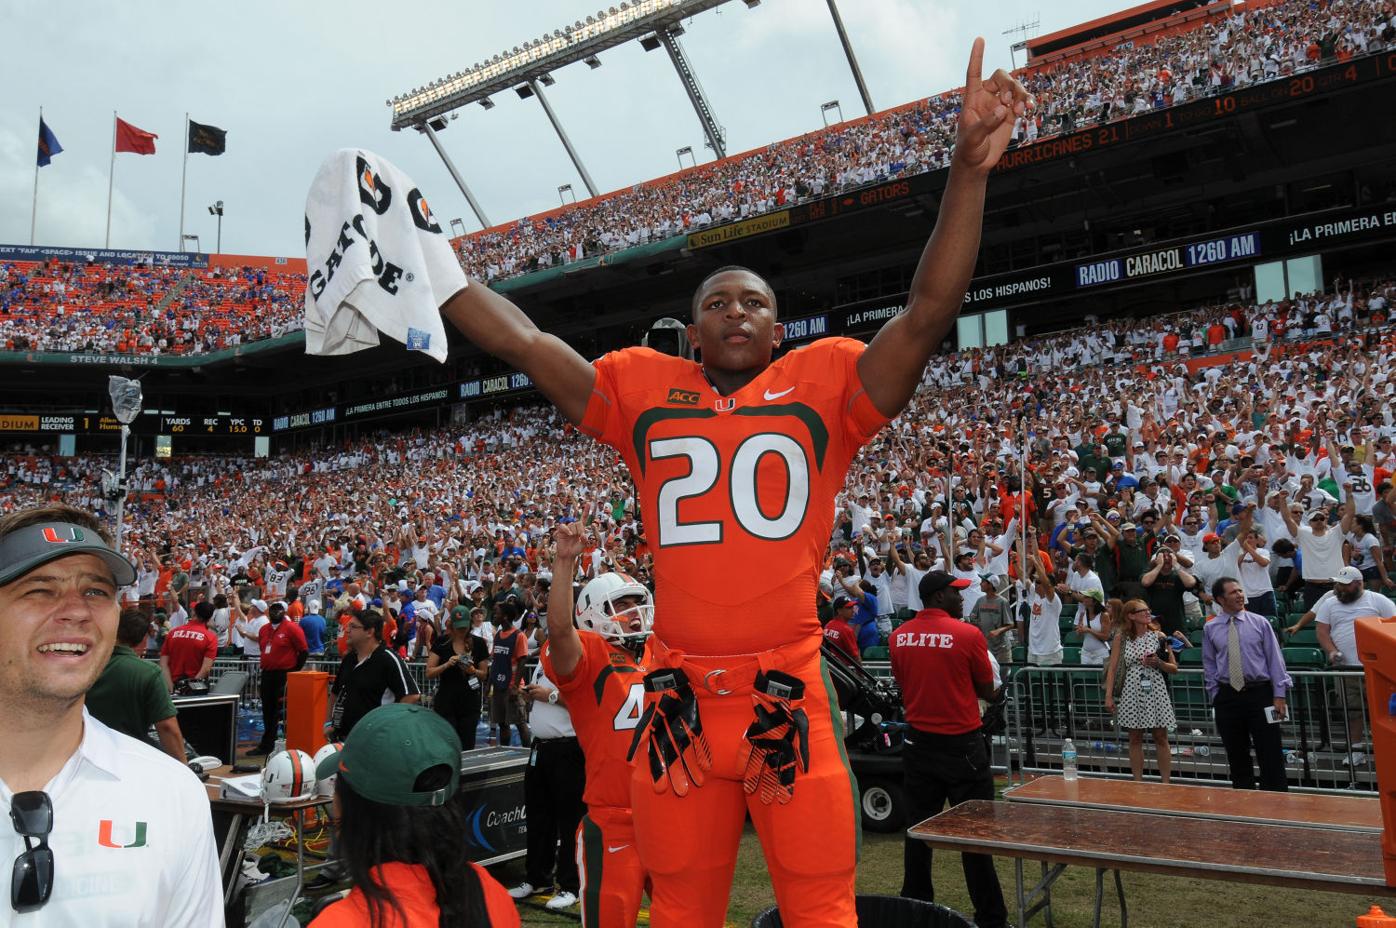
top-left (4, 272), bottom-right (1394, 669)
top-left (458, 0), bottom-right (1396, 283)
top-left (1, 0), bottom-right (1390, 358)
top-left (0, 259), bottom-right (304, 354)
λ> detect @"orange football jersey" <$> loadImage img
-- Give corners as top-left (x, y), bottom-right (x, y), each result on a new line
top-left (543, 631), bottom-right (648, 811)
top-left (581, 337), bottom-right (888, 654)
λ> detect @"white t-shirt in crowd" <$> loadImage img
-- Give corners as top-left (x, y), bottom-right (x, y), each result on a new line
top-left (1314, 590), bottom-right (1396, 667)
top-left (1296, 525), bottom-right (1346, 581)
top-left (1026, 588), bottom-right (1063, 658)
top-left (902, 563), bottom-right (932, 612)
top-left (1223, 539), bottom-right (1273, 597)
top-left (1078, 611), bottom-right (1111, 665)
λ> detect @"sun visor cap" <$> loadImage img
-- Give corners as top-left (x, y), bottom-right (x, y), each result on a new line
top-left (0, 522), bottom-right (136, 588)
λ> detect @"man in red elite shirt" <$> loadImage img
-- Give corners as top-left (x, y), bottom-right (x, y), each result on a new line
top-left (252, 601), bottom-right (309, 754)
top-left (890, 571), bottom-right (1006, 928)
top-left (160, 600), bottom-right (220, 692)
top-left (822, 595), bottom-right (861, 664)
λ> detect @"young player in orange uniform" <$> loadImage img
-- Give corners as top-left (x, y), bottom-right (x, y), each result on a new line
top-left (439, 38), bottom-right (1034, 928)
top-left (541, 521), bottom-right (652, 928)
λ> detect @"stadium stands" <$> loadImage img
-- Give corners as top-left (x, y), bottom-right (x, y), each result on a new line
top-left (0, 259), bottom-right (303, 355)
top-left (3, 0), bottom-right (1388, 360)
top-left (6, 273), bottom-right (1393, 643)
top-left (456, 0), bottom-right (1396, 283)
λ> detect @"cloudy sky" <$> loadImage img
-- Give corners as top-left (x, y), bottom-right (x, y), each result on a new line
top-left (0, 0), bottom-right (1124, 257)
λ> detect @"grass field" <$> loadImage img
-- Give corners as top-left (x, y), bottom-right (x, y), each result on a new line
top-left (499, 827), bottom-right (1378, 928)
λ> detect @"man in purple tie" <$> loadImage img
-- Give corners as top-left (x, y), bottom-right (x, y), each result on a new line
top-left (1202, 577), bottom-right (1293, 791)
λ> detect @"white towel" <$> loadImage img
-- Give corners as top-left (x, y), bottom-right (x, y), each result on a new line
top-left (302, 149), bottom-right (464, 363)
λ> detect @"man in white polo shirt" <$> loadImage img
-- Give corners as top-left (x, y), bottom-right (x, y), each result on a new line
top-left (1315, 565), bottom-right (1396, 763)
top-left (0, 503), bottom-right (221, 925)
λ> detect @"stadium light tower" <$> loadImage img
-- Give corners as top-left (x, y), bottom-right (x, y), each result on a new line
top-left (820, 100), bottom-right (843, 127)
top-left (207, 200), bottom-right (223, 254)
top-left (385, 0), bottom-right (756, 205)
top-left (558, 183), bottom-right (576, 204)
top-left (182, 233), bottom-right (200, 252)
top-left (676, 146), bottom-right (695, 169)
top-left (1003, 15), bottom-right (1040, 69)
top-left (824, 0), bottom-right (874, 115)
top-left (419, 120), bottom-right (493, 229)
top-left (519, 77), bottom-right (599, 197)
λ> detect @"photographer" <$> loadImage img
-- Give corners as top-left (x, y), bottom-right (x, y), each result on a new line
top-left (425, 605), bottom-right (489, 749)
top-left (1141, 542), bottom-right (1197, 639)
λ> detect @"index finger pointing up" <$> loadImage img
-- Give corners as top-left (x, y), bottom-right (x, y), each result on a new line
top-left (967, 36), bottom-right (985, 94)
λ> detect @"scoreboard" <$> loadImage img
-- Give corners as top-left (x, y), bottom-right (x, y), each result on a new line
top-left (158, 415), bottom-right (265, 435)
top-left (0, 412), bottom-right (264, 435)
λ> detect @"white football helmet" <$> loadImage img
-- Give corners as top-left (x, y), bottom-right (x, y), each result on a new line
top-left (576, 572), bottom-right (654, 654)
top-left (312, 742), bottom-right (344, 797)
top-left (261, 749), bottom-right (316, 803)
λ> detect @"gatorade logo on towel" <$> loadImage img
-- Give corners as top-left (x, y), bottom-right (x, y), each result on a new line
top-left (407, 188), bottom-right (442, 234)
top-left (357, 156), bottom-right (392, 215)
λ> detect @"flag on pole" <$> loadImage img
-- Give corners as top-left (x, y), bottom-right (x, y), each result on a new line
top-left (187, 120), bottom-right (226, 155)
top-left (114, 117), bottom-right (157, 154)
top-left (37, 117), bottom-right (63, 167)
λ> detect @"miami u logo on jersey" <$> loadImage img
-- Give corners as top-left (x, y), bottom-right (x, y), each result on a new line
top-left (714, 398), bottom-right (735, 412)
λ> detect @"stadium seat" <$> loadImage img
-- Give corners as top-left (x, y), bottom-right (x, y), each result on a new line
top-left (1285, 627), bottom-right (1321, 646)
top-left (862, 645), bottom-right (890, 661)
top-left (1061, 646), bottom-right (1082, 665)
top-left (1060, 602), bottom-right (1078, 619)
top-left (1282, 647), bottom-right (1326, 669)
top-left (1011, 646), bottom-right (1027, 664)
top-left (1176, 647), bottom-right (1204, 666)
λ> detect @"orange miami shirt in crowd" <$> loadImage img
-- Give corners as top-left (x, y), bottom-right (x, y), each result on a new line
top-left (581, 337), bottom-right (889, 655)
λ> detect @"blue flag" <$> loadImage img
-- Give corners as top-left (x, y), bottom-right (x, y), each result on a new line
top-left (37, 117), bottom-right (62, 167)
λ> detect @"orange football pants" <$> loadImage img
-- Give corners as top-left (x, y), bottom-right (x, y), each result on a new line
top-left (631, 639), bottom-right (860, 928)
top-left (577, 807), bottom-right (647, 928)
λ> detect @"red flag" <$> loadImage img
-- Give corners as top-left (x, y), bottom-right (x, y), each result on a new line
top-left (114, 117), bottom-right (157, 155)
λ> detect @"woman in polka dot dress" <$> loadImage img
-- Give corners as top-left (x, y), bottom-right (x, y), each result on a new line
top-left (1104, 598), bottom-right (1177, 783)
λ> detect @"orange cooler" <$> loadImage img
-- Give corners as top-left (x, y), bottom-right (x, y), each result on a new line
top-left (1355, 616), bottom-right (1396, 887)
top-left (284, 670), bottom-right (330, 757)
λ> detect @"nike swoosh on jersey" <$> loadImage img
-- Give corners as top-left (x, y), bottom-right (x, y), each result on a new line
top-left (608, 844), bottom-right (630, 853)
top-left (763, 386), bottom-right (795, 401)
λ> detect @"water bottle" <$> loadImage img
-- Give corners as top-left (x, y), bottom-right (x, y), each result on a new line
top-left (1062, 738), bottom-right (1079, 781)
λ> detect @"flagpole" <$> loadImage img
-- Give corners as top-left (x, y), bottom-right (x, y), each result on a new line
top-left (30, 106), bottom-right (42, 246)
top-left (178, 113), bottom-right (189, 252)
top-left (105, 111), bottom-right (116, 248)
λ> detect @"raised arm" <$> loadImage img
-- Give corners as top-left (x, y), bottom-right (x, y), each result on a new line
top-left (857, 38), bottom-right (1033, 417)
top-left (441, 280), bottom-right (596, 425)
top-left (544, 522), bottom-right (587, 677)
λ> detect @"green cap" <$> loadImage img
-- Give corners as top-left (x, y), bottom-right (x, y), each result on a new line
top-left (316, 703), bottom-right (461, 807)
top-left (0, 522), bottom-right (136, 588)
top-left (450, 605), bottom-right (471, 628)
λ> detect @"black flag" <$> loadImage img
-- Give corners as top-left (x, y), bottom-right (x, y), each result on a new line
top-left (188, 120), bottom-right (226, 156)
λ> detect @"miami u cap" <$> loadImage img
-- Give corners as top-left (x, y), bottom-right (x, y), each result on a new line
top-left (315, 703), bottom-right (461, 807)
top-left (0, 522), bottom-right (136, 588)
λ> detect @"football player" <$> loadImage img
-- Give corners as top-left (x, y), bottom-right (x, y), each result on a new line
top-left (441, 38), bottom-right (1033, 928)
top-left (542, 521), bottom-right (652, 928)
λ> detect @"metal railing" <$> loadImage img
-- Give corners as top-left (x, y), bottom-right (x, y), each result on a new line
top-left (189, 656), bottom-right (1375, 793)
top-left (182, 655), bottom-right (441, 706)
top-left (1002, 665), bottom-right (1374, 793)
